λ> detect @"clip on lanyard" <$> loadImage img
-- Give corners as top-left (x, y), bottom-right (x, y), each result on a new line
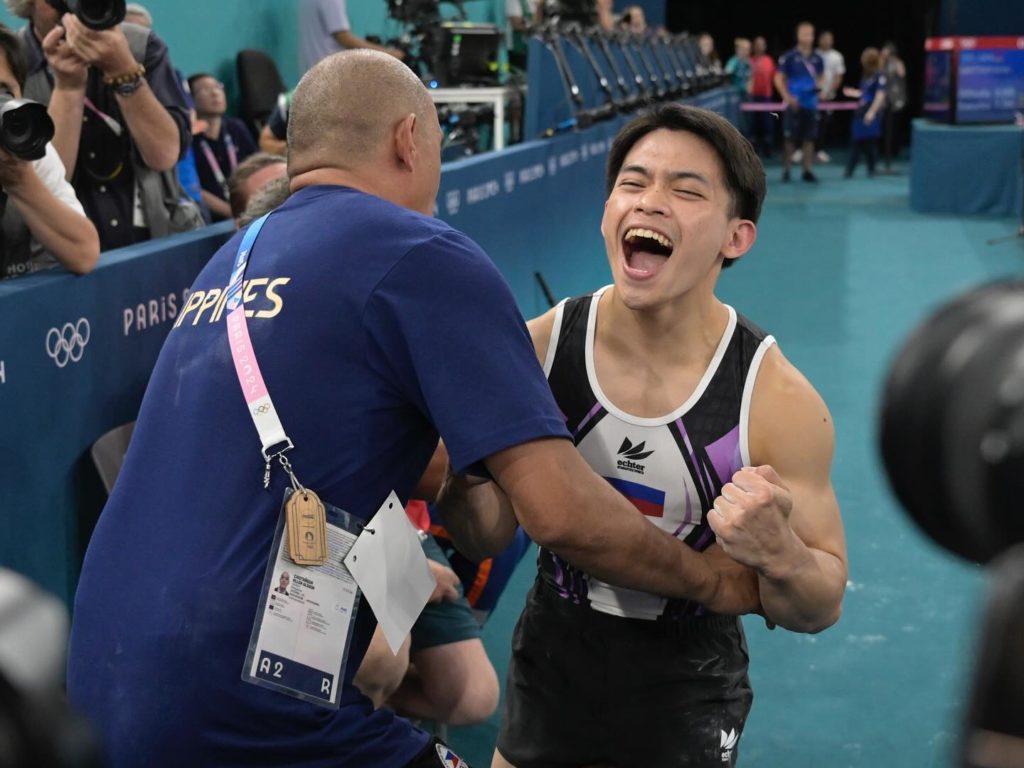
top-left (225, 213), bottom-right (328, 566)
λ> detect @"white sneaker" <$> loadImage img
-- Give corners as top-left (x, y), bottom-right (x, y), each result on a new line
top-left (791, 149), bottom-right (803, 162)
top-left (816, 150), bottom-right (831, 163)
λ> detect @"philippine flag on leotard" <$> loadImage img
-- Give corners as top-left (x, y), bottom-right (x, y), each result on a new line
top-left (605, 476), bottom-right (666, 518)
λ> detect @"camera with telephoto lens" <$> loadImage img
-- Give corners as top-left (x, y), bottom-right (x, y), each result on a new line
top-left (0, 89), bottom-right (54, 162)
top-left (879, 280), bottom-right (1024, 766)
top-left (46, 0), bottom-right (126, 31)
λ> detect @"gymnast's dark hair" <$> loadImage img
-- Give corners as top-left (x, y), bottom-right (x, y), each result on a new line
top-left (606, 102), bottom-right (767, 234)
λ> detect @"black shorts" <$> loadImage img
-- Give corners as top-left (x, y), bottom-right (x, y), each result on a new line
top-left (783, 107), bottom-right (819, 143)
top-left (497, 579), bottom-right (753, 768)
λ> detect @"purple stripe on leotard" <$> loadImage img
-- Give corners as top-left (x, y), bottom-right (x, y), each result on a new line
top-left (574, 401), bottom-right (603, 437)
top-left (671, 492), bottom-right (694, 537)
top-left (675, 418), bottom-right (714, 501)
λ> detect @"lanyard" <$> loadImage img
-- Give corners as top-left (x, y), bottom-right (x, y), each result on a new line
top-left (799, 53), bottom-right (818, 83)
top-left (200, 131), bottom-right (238, 198)
top-left (224, 213), bottom-right (297, 486)
top-left (83, 96), bottom-right (124, 137)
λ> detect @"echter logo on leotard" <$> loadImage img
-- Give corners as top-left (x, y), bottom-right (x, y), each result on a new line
top-left (720, 728), bottom-right (739, 762)
top-left (616, 437), bottom-right (655, 475)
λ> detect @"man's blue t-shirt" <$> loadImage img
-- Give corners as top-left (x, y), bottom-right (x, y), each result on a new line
top-left (778, 47), bottom-right (823, 109)
top-left (66, 186), bottom-right (570, 767)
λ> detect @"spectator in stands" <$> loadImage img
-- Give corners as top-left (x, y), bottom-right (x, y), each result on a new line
top-left (814, 30), bottom-right (845, 163)
top-left (879, 42), bottom-right (906, 173)
top-left (842, 47), bottom-right (886, 178)
top-left (725, 37), bottom-right (751, 91)
top-left (775, 21), bottom-right (824, 183)
top-left (0, 23), bottom-right (98, 279)
top-left (123, 2), bottom-right (151, 28)
top-left (619, 5), bottom-right (647, 35)
top-left (228, 151), bottom-right (286, 224)
top-left (698, 32), bottom-right (720, 69)
top-left (237, 172), bottom-right (289, 227)
top-left (188, 73), bottom-right (257, 222)
top-left (385, 500), bottom-right (500, 726)
top-left (299, 0), bottom-right (403, 74)
top-left (725, 38), bottom-right (752, 138)
top-left (748, 36), bottom-right (776, 157)
top-left (431, 507), bottom-right (533, 626)
top-left (9, 0), bottom-right (198, 250)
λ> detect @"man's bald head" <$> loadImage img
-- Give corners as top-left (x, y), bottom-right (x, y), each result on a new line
top-left (288, 50), bottom-right (435, 176)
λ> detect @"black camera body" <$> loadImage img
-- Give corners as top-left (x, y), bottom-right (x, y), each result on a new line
top-left (47, 0), bottom-right (126, 31)
top-left (0, 90), bottom-right (54, 162)
top-left (387, 0), bottom-right (440, 26)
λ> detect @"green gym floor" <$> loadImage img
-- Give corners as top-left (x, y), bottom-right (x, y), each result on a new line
top-left (446, 153), bottom-right (1024, 767)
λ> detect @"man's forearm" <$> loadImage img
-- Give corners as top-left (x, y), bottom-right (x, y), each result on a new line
top-left (201, 190), bottom-right (231, 220)
top-left (773, 75), bottom-right (792, 103)
top-left (543, 476), bottom-right (713, 601)
top-left (117, 83), bottom-right (181, 171)
top-left (758, 533), bottom-right (844, 633)
top-left (48, 87), bottom-right (86, 178)
top-left (7, 172), bottom-right (99, 273)
top-left (435, 478), bottom-right (518, 563)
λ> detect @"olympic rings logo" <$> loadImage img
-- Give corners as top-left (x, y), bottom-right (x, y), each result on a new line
top-left (45, 318), bottom-right (91, 368)
top-left (251, 404), bottom-right (271, 416)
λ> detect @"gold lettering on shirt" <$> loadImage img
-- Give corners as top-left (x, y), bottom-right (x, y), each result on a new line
top-left (174, 290), bottom-right (206, 328)
top-left (242, 278), bottom-right (268, 318)
top-left (257, 278), bottom-right (291, 319)
top-left (171, 277), bottom-right (292, 330)
top-left (192, 288), bottom-right (223, 325)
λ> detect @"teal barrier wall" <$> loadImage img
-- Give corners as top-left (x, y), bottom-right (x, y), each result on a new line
top-left (0, 88), bottom-right (737, 604)
top-left (0, 223), bottom-right (235, 602)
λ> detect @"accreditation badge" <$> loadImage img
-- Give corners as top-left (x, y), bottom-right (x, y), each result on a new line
top-left (241, 489), bottom-right (363, 708)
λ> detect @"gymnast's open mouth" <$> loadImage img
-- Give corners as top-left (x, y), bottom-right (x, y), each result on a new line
top-left (622, 226), bottom-right (674, 279)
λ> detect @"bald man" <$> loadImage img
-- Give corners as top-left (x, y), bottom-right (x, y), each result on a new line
top-left (66, 51), bottom-right (760, 767)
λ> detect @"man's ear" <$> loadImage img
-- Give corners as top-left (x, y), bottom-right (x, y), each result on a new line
top-left (721, 219), bottom-right (757, 265)
top-left (393, 113), bottom-right (418, 172)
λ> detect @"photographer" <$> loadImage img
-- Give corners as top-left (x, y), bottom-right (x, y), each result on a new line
top-left (7, 0), bottom-right (194, 251)
top-left (0, 23), bottom-right (98, 279)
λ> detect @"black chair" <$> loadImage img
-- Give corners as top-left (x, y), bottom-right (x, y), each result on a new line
top-left (90, 421), bottom-right (135, 495)
top-left (236, 49), bottom-right (287, 136)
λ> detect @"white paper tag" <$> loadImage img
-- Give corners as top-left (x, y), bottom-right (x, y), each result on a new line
top-left (344, 492), bottom-right (435, 654)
